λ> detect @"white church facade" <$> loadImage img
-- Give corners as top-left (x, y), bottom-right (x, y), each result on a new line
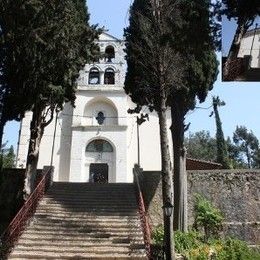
top-left (237, 27), bottom-right (260, 69)
top-left (16, 33), bottom-right (171, 183)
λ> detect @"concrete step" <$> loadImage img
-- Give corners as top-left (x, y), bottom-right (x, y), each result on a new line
top-left (9, 182), bottom-right (146, 259)
top-left (49, 183), bottom-right (135, 189)
top-left (45, 195), bottom-right (137, 201)
top-left (18, 235), bottom-right (144, 243)
top-left (24, 226), bottom-right (143, 234)
top-left (12, 245), bottom-right (146, 254)
top-left (34, 209), bottom-right (139, 216)
top-left (33, 213), bottom-right (140, 221)
top-left (20, 230), bottom-right (143, 239)
top-left (40, 197), bottom-right (137, 206)
top-left (16, 241), bottom-right (145, 252)
top-left (9, 251), bottom-right (147, 259)
top-left (37, 204), bottom-right (138, 210)
top-left (30, 220), bottom-right (141, 228)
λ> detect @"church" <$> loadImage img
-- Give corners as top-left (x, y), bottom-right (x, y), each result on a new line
top-left (16, 32), bottom-right (170, 183)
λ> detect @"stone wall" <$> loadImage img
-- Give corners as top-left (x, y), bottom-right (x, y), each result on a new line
top-left (139, 169), bottom-right (260, 245)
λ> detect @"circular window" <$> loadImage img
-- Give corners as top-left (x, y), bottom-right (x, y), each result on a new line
top-left (96, 111), bottom-right (105, 125)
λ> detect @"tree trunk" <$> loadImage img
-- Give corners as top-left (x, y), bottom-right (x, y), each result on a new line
top-left (246, 146), bottom-right (251, 169)
top-left (158, 94), bottom-right (175, 260)
top-left (23, 105), bottom-right (44, 198)
top-left (224, 18), bottom-right (247, 79)
top-left (171, 104), bottom-right (188, 232)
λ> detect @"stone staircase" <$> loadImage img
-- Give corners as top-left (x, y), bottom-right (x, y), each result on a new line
top-left (8, 183), bottom-right (147, 259)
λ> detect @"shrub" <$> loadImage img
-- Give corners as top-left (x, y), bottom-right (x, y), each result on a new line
top-left (151, 225), bottom-right (260, 260)
top-left (152, 224), bottom-right (164, 246)
top-left (193, 194), bottom-right (223, 241)
top-left (174, 230), bottom-right (203, 253)
top-left (213, 238), bottom-right (260, 260)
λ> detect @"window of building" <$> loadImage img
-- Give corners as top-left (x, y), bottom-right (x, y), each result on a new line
top-left (89, 68), bottom-right (100, 84)
top-left (104, 68), bottom-right (115, 85)
top-left (86, 139), bottom-right (113, 153)
top-left (93, 46), bottom-right (100, 63)
top-left (96, 111), bottom-right (105, 125)
top-left (105, 46), bottom-right (115, 62)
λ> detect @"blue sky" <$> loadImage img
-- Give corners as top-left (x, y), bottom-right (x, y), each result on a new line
top-left (3, 0), bottom-right (260, 151)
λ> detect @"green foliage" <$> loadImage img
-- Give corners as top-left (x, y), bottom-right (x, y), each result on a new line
top-left (185, 129), bottom-right (260, 169)
top-left (2, 145), bottom-right (15, 168)
top-left (124, 0), bottom-right (183, 111)
top-left (194, 194), bottom-right (224, 241)
top-left (0, 0), bottom-right (101, 143)
top-left (212, 96), bottom-right (231, 169)
top-left (152, 224), bottom-right (164, 246)
top-left (185, 131), bottom-right (217, 162)
top-left (213, 238), bottom-right (260, 260)
top-left (174, 230), bottom-right (203, 254)
top-left (222, 0), bottom-right (260, 24)
top-left (233, 126), bottom-right (260, 169)
top-left (152, 225), bottom-right (260, 259)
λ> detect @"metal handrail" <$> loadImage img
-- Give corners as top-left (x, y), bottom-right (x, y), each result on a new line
top-left (133, 164), bottom-right (151, 258)
top-left (0, 166), bottom-right (53, 258)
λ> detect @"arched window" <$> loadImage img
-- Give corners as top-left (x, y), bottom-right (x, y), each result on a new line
top-left (105, 46), bottom-right (115, 62)
top-left (89, 68), bottom-right (100, 84)
top-left (86, 139), bottom-right (113, 153)
top-left (104, 68), bottom-right (115, 85)
top-left (93, 46), bottom-right (100, 63)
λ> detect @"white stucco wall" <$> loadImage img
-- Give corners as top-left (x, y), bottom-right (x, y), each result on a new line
top-left (238, 29), bottom-right (260, 68)
top-left (16, 32), bottom-right (172, 184)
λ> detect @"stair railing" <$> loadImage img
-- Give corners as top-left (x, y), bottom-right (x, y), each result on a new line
top-left (133, 164), bottom-right (151, 258)
top-left (0, 166), bottom-right (53, 258)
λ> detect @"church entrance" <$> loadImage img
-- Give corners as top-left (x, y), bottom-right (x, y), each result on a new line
top-left (86, 139), bottom-right (115, 183)
top-left (89, 163), bottom-right (108, 183)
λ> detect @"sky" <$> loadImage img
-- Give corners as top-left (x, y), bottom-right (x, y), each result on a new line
top-left (3, 0), bottom-right (260, 152)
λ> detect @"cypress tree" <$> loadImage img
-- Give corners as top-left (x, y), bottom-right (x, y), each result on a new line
top-left (0, 0), bottom-right (101, 196)
top-left (169, 0), bottom-right (218, 232)
top-left (125, 0), bottom-right (218, 238)
top-left (124, 0), bottom-right (183, 257)
top-left (212, 96), bottom-right (231, 169)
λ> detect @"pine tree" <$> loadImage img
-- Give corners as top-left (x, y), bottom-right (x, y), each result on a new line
top-left (0, 0), bottom-right (100, 196)
top-left (185, 131), bottom-right (217, 162)
top-left (233, 126), bottom-right (260, 168)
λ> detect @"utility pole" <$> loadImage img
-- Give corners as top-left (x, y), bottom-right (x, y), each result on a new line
top-left (249, 23), bottom-right (258, 67)
top-left (136, 117), bottom-right (140, 165)
top-left (50, 112), bottom-right (58, 166)
top-left (136, 114), bottom-right (149, 166)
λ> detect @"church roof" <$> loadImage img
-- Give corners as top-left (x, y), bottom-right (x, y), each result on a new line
top-left (243, 27), bottom-right (260, 38)
top-left (99, 32), bottom-right (123, 42)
